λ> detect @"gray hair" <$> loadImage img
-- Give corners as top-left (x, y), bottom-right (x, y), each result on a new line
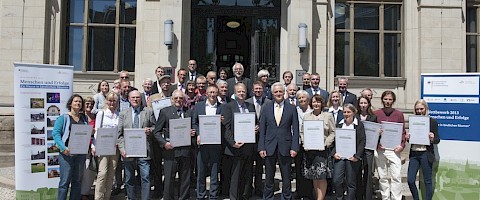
top-left (257, 69), bottom-right (270, 77)
top-left (232, 62), bottom-right (244, 71)
top-left (143, 78), bottom-right (153, 85)
top-left (296, 90), bottom-right (310, 99)
top-left (271, 82), bottom-right (284, 93)
top-left (216, 79), bottom-right (227, 86)
top-left (338, 76), bottom-right (349, 82)
top-left (343, 103), bottom-right (357, 114)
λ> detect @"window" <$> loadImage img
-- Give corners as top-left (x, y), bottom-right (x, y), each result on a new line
top-left (335, 1), bottom-right (402, 77)
top-left (467, 3), bottom-right (479, 72)
top-left (65, 0), bottom-right (137, 72)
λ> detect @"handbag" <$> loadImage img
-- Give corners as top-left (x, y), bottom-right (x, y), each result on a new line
top-left (87, 152), bottom-right (98, 172)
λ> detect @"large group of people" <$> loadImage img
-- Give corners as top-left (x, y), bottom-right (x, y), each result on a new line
top-left (52, 60), bottom-right (440, 200)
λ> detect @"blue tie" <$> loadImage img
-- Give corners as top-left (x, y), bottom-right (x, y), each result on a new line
top-left (133, 109), bottom-right (139, 128)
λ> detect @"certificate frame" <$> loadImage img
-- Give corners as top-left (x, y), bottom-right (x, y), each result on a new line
top-left (233, 113), bottom-right (256, 143)
top-left (124, 128), bottom-right (147, 157)
top-left (362, 121), bottom-right (381, 150)
top-left (408, 116), bottom-right (431, 145)
top-left (169, 117), bottom-right (192, 147)
top-left (380, 121), bottom-right (403, 150)
top-left (335, 128), bottom-right (356, 159)
top-left (68, 124), bottom-right (92, 155)
top-left (303, 120), bottom-right (325, 150)
top-left (95, 127), bottom-right (118, 156)
top-left (199, 115), bottom-right (222, 145)
top-left (151, 98), bottom-right (171, 120)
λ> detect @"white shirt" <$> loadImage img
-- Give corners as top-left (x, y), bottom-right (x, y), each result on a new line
top-left (93, 109), bottom-right (120, 147)
top-left (189, 72), bottom-right (198, 81)
top-left (236, 101), bottom-right (249, 113)
top-left (328, 106), bottom-right (343, 123)
top-left (339, 117), bottom-right (358, 129)
top-left (205, 101), bottom-right (218, 116)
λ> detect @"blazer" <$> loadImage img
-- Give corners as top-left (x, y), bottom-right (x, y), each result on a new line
top-left (153, 105), bottom-right (194, 158)
top-left (258, 101), bottom-right (300, 157)
top-left (306, 87), bottom-right (329, 102)
top-left (342, 91), bottom-right (357, 106)
top-left (140, 92), bottom-right (153, 108)
top-left (355, 113), bottom-right (378, 123)
top-left (221, 100), bottom-right (257, 156)
top-left (245, 96), bottom-right (272, 120)
top-left (117, 106), bottom-right (156, 160)
top-left (192, 100), bottom-right (223, 151)
top-left (226, 77), bottom-right (253, 99)
top-left (329, 107), bottom-right (345, 125)
top-left (333, 119), bottom-right (366, 160)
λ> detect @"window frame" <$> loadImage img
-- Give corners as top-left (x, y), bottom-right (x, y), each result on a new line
top-left (335, 1), bottom-right (404, 77)
top-left (466, 2), bottom-right (480, 72)
top-left (65, 0), bottom-right (136, 72)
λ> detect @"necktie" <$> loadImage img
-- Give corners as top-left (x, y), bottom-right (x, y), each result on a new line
top-left (255, 100), bottom-right (261, 119)
top-left (191, 74), bottom-right (194, 81)
top-left (275, 104), bottom-right (282, 126)
top-left (314, 89), bottom-right (318, 95)
top-left (146, 94), bottom-right (150, 103)
top-left (133, 109), bottom-right (139, 128)
top-left (290, 98), bottom-right (295, 105)
top-left (177, 109), bottom-right (183, 118)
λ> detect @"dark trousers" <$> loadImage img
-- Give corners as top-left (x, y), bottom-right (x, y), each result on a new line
top-left (294, 146), bottom-right (313, 198)
top-left (114, 153), bottom-right (124, 189)
top-left (264, 150), bottom-right (292, 200)
top-left (333, 159), bottom-right (360, 200)
top-left (253, 151), bottom-right (264, 194)
top-left (408, 151), bottom-right (433, 200)
top-left (196, 148), bottom-right (221, 199)
top-left (163, 156), bottom-right (191, 200)
top-left (356, 150), bottom-right (374, 200)
top-left (230, 154), bottom-right (253, 200)
top-left (151, 141), bottom-right (163, 195)
top-left (220, 154), bottom-right (233, 196)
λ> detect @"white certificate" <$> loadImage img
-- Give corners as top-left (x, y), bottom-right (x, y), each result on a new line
top-left (152, 98), bottom-right (171, 120)
top-left (409, 116), bottom-right (430, 145)
top-left (363, 121), bottom-right (381, 150)
top-left (124, 128), bottom-right (147, 157)
top-left (234, 113), bottom-right (256, 143)
top-left (95, 128), bottom-right (118, 156)
top-left (380, 121), bottom-right (403, 150)
top-left (68, 124), bottom-right (92, 155)
top-left (169, 118), bottom-right (192, 147)
top-left (303, 120), bottom-right (325, 150)
top-left (335, 128), bottom-right (356, 158)
top-left (199, 115), bottom-right (221, 145)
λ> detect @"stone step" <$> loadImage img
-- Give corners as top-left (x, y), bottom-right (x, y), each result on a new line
top-left (0, 152), bottom-right (15, 168)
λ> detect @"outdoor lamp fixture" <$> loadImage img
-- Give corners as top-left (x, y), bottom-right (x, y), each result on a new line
top-left (298, 23), bottom-right (307, 52)
top-left (226, 21), bottom-right (240, 29)
top-left (164, 19), bottom-right (174, 49)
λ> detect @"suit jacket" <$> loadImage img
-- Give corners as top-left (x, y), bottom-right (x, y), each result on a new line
top-left (329, 107), bottom-right (345, 125)
top-left (342, 90), bottom-right (357, 106)
top-left (333, 119), bottom-right (366, 160)
top-left (152, 81), bottom-right (176, 95)
top-left (192, 100), bottom-right (223, 152)
top-left (306, 87), bottom-right (329, 102)
top-left (222, 100), bottom-right (257, 156)
top-left (355, 113), bottom-right (377, 123)
top-left (140, 92), bottom-right (153, 108)
top-left (153, 105), bottom-right (194, 158)
top-left (258, 100), bottom-right (300, 157)
top-left (226, 77), bottom-right (253, 99)
top-left (117, 106), bottom-right (156, 160)
top-left (245, 96), bottom-right (272, 120)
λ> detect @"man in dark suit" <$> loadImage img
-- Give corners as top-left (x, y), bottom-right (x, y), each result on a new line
top-left (245, 81), bottom-right (272, 196)
top-left (216, 80), bottom-right (231, 104)
top-left (222, 82), bottom-right (258, 199)
top-left (226, 63), bottom-right (252, 99)
top-left (187, 59), bottom-right (203, 82)
top-left (141, 78), bottom-right (153, 108)
top-left (117, 90), bottom-right (156, 200)
top-left (258, 82), bottom-right (300, 200)
top-left (192, 85), bottom-right (223, 199)
top-left (286, 83), bottom-right (299, 106)
top-left (306, 73), bottom-right (329, 102)
top-left (338, 77), bottom-right (357, 106)
top-left (216, 79), bottom-right (232, 196)
top-left (153, 90), bottom-right (195, 200)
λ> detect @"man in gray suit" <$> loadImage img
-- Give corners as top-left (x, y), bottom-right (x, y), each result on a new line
top-left (117, 90), bottom-right (156, 200)
top-left (245, 81), bottom-right (272, 196)
top-left (154, 90), bottom-right (195, 200)
top-left (226, 63), bottom-right (252, 99)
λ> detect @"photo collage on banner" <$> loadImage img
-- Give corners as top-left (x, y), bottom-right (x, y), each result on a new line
top-left (14, 63), bottom-right (73, 200)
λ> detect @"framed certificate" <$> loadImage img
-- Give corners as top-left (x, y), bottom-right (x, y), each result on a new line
top-left (335, 128), bottom-right (356, 158)
top-left (408, 116), bottom-right (430, 145)
top-left (151, 98), bottom-right (171, 120)
top-left (380, 121), bottom-right (403, 150)
top-left (169, 118), bottom-right (192, 147)
top-left (362, 121), bottom-right (381, 150)
top-left (95, 128), bottom-right (118, 156)
top-left (124, 128), bottom-right (147, 157)
top-left (199, 115), bottom-right (221, 145)
top-left (303, 120), bottom-right (325, 150)
top-left (234, 113), bottom-right (256, 143)
top-left (68, 124), bottom-right (92, 155)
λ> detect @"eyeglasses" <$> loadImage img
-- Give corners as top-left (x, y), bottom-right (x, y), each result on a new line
top-left (173, 97), bottom-right (184, 100)
top-left (120, 76), bottom-right (129, 79)
top-left (197, 82), bottom-right (206, 85)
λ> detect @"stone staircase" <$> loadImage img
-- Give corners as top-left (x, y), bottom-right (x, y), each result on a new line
top-left (0, 115), bottom-right (15, 168)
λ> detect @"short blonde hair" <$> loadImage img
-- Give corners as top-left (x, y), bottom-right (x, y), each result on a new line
top-left (327, 90), bottom-right (343, 107)
top-left (102, 92), bottom-right (119, 110)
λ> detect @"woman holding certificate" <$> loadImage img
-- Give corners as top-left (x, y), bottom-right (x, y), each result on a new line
top-left (355, 96), bottom-right (378, 200)
top-left (373, 90), bottom-right (406, 200)
top-left (91, 92), bottom-right (120, 200)
top-left (301, 94), bottom-right (335, 200)
top-left (332, 104), bottom-right (366, 200)
top-left (405, 100), bottom-right (439, 200)
top-left (52, 94), bottom-right (90, 200)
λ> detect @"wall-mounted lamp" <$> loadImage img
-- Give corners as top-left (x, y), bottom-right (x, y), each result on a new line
top-left (298, 23), bottom-right (307, 53)
top-left (164, 20), bottom-right (174, 49)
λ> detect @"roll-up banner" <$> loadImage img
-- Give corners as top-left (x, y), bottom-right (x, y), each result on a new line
top-left (14, 63), bottom-right (73, 199)
top-left (421, 73), bottom-right (480, 200)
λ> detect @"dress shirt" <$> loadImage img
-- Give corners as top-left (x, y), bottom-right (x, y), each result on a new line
top-left (131, 107), bottom-right (141, 125)
top-left (339, 118), bottom-right (358, 129)
top-left (100, 109), bottom-right (119, 128)
top-left (328, 106), bottom-right (343, 123)
top-left (119, 96), bottom-right (130, 112)
top-left (205, 101), bottom-right (218, 116)
top-left (236, 101), bottom-right (249, 113)
top-left (274, 101), bottom-right (285, 120)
